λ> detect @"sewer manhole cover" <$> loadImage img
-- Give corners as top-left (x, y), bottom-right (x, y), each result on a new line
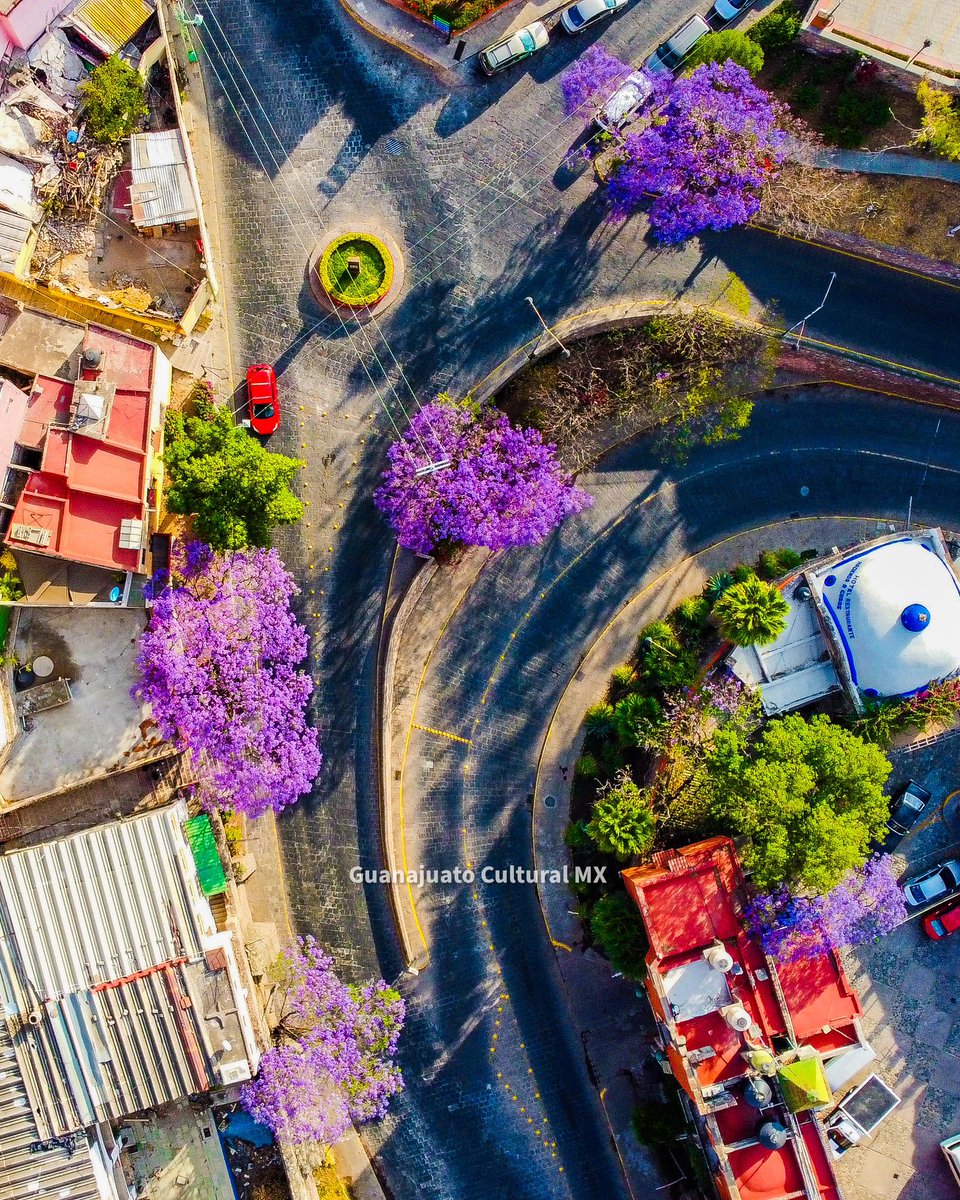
top-left (543, 794), bottom-right (557, 809)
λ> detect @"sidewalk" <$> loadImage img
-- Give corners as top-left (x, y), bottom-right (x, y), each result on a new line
top-left (335, 0), bottom-right (569, 80)
top-left (814, 147), bottom-right (960, 182)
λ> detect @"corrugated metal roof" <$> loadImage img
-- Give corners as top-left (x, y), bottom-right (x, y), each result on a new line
top-left (129, 129), bottom-right (198, 229)
top-left (0, 806), bottom-right (253, 1140)
top-left (66, 0), bottom-right (155, 57)
top-left (0, 1017), bottom-right (103, 1200)
top-left (0, 207), bottom-right (30, 269)
top-left (184, 814), bottom-right (227, 896)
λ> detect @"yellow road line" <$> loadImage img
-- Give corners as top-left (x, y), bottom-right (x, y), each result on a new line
top-left (413, 723), bottom-right (473, 745)
top-left (799, 336), bottom-right (960, 387)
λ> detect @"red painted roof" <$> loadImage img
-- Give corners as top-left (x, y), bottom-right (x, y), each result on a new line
top-left (625, 838), bottom-right (854, 1200)
top-left (5, 326), bottom-right (156, 572)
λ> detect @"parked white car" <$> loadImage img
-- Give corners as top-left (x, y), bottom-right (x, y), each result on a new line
top-left (710, 0), bottom-right (757, 23)
top-left (479, 21), bottom-right (549, 75)
top-left (560, 0), bottom-right (628, 34)
top-left (595, 71), bottom-right (653, 135)
top-left (902, 859), bottom-right (960, 910)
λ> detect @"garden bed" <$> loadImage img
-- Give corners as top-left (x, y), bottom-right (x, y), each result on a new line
top-left (317, 233), bottom-right (394, 307)
top-left (391, 0), bottom-right (514, 34)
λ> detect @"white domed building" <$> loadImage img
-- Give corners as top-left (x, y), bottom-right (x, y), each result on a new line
top-left (728, 529), bottom-right (960, 714)
top-left (810, 532), bottom-right (960, 703)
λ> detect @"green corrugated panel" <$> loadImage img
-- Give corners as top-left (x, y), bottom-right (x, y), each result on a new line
top-left (183, 814), bottom-right (227, 896)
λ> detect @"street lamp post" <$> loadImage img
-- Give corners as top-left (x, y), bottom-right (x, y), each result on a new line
top-left (525, 296), bottom-right (571, 359)
top-left (905, 38), bottom-right (932, 68)
top-left (783, 271), bottom-right (837, 349)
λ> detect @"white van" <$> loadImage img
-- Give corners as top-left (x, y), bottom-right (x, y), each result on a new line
top-left (646, 13), bottom-right (710, 74)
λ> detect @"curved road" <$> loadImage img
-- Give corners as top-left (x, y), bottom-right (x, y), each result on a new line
top-left (192, 2), bottom-right (960, 1198)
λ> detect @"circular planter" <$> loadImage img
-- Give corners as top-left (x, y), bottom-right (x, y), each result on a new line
top-left (308, 228), bottom-right (405, 322)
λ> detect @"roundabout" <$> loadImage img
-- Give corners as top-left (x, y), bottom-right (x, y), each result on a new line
top-left (308, 227), bottom-right (405, 321)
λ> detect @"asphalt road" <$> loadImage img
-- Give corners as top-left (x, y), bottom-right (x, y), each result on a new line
top-left (193, 1), bottom-right (960, 1197)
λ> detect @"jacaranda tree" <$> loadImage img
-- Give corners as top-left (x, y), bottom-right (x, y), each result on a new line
top-left (606, 60), bottom-right (786, 243)
top-left (559, 44), bottom-right (632, 117)
top-left (374, 399), bottom-right (592, 555)
top-left (135, 542), bottom-right (321, 818)
top-left (241, 938), bottom-right (405, 1145)
top-left (745, 855), bottom-right (906, 962)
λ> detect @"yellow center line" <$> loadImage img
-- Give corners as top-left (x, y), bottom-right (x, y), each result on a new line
top-left (412, 724), bottom-right (473, 745)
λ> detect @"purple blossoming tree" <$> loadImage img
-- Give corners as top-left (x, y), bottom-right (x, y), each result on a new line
top-left (559, 45), bottom-right (632, 117)
top-left (374, 400), bottom-right (592, 555)
top-left (241, 938), bottom-right (405, 1145)
top-left (746, 855), bottom-right (906, 963)
top-left (135, 542), bottom-right (321, 818)
top-left (606, 60), bottom-right (786, 243)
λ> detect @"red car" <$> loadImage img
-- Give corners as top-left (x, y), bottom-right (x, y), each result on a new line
top-left (924, 902), bottom-right (960, 940)
top-left (246, 363), bottom-right (280, 436)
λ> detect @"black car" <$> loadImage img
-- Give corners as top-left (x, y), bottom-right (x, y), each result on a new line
top-left (880, 779), bottom-right (932, 851)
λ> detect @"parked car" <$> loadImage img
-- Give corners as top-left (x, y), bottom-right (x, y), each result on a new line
top-left (646, 13), bottom-right (710, 74)
top-left (595, 70), bottom-right (653, 135)
top-left (709, 0), bottom-right (757, 23)
top-left (560, 0), bottom-right (627, 34)
top-left (478, 21), bottom-right (548, 75)
top-left (924, 901), bottom-right (960, 940)
top-left (902, 859), bottom-right (960, 911)
top-left (246, 363), bottom-right (280, 436)
top-left (885, 778), bottom-right (932, 843)
top-left (942, 1133), bottom-right (960, 1188)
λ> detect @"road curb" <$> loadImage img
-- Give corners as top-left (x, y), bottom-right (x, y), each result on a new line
top-left (377, 551), bottom-right (436, 969)
top-left (333, 0), bottom-right (460, 83)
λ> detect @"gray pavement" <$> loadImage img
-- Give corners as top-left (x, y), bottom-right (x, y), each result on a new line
top-left (187, 0), bottom-right (960, 1192)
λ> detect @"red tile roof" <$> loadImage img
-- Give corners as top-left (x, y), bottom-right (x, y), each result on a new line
top-left (5, 326), bottom-right (157, 572)
top-left (624, 838), bottom-right (856, 1200)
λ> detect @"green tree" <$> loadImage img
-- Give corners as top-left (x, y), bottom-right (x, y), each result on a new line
top-left (685, 31), bottom-right (765, 77)
top-left (163, 397), bottom-right (305, 550)
top-left (708, 714), bottom-right (891, 892)
top-left (587, 772), bottom-right (655, 860)
top-left (748, 0), bottom-right (801, 52)
top-left (590, 891), bottom-right (649, 978)
top-left (612, 693), bottom-right (663, 748)
top-left (79, 55), bottom-right (148, 144)
top-left (0, 549), bottom-right (23, 601)
top-left (713, 575), bottom-right (788, 645)
top-left (914, 79), bottom-right (960, 161)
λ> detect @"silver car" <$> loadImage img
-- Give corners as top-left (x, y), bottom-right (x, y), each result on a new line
top-left (560, 0), bottom-right (628, 34)
top-left (479, 21), bottom-right (549, 74)
top-left (903, 859), bottom-right (960, 910)
top-left (595, 70), bottom-right (653, 134)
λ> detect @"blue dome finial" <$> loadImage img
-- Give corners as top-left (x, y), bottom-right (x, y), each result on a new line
top-left (901, 603), bottom-right (931, 633)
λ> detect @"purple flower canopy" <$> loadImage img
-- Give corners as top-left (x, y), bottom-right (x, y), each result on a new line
top-left (374, 401), bottom-right (592, 555)
top-left (606, 60), bottom-right (786, 244)
top-left (746, 855), bottom-right (907, 963)
top-left (559, 45), bottom-right (632, 117)
top-left (135, 542), bottom-right (322, 819)
top-left (241, 938), bottom-right (405, 1145)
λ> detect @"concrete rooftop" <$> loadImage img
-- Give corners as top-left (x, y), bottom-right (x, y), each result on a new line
top-left (0, 606), bottom-right (165, 804)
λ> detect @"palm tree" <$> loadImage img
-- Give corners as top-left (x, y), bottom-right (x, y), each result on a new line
top-left (714, 575), bottom-right (789, 646)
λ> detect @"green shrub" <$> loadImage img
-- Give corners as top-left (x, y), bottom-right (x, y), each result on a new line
top-left (637, 621), bottom-right (697, 691)
top-left (587, 773), bottom-right (655, 860)
top-left (609, 663), bottom-right (639, 701)
top-left (915, 79), bottom-right (960, 161)
top-left (590, 891), bottom-right (649, 978)
top-left (318, 234), bottom-right (393, 306)
top-left (757, 547), bottom-right (803, 581)
top-left (706, 571), bottom-right (734, 603)
top-left (674, 595), bottom-right (711, 631)
top-left (731, 562), bottom-right (756, 583)
top-left (584, 703), bottom-right (615, 739)
top-left (600, 740), bottom-right (626, 777)
top-left (575, 752), bottom-right (600, 778)
top-left (564, 820), bottom-right (593, 851)
top-left (792, 83), bottom-right (822, 112)
top-left (79, 55), bottom-right (148, 143)
top-left (749, 0), bottom-right (802, 52)
top-left (825, 85), bottom-right (892, 148)
top-left (0, 550), bottom-right (23, 601)
top-left (685, 30), bottom-right (764, 76)
top-left (612, 693), bottom-right (663, 748)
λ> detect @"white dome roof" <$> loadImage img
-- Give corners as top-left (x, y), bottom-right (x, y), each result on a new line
top-left (817, 538), bottom-right (960, 698)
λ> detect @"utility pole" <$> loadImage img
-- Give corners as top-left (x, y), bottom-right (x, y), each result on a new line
top-left (525, 296), bottom-right (571, 359)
